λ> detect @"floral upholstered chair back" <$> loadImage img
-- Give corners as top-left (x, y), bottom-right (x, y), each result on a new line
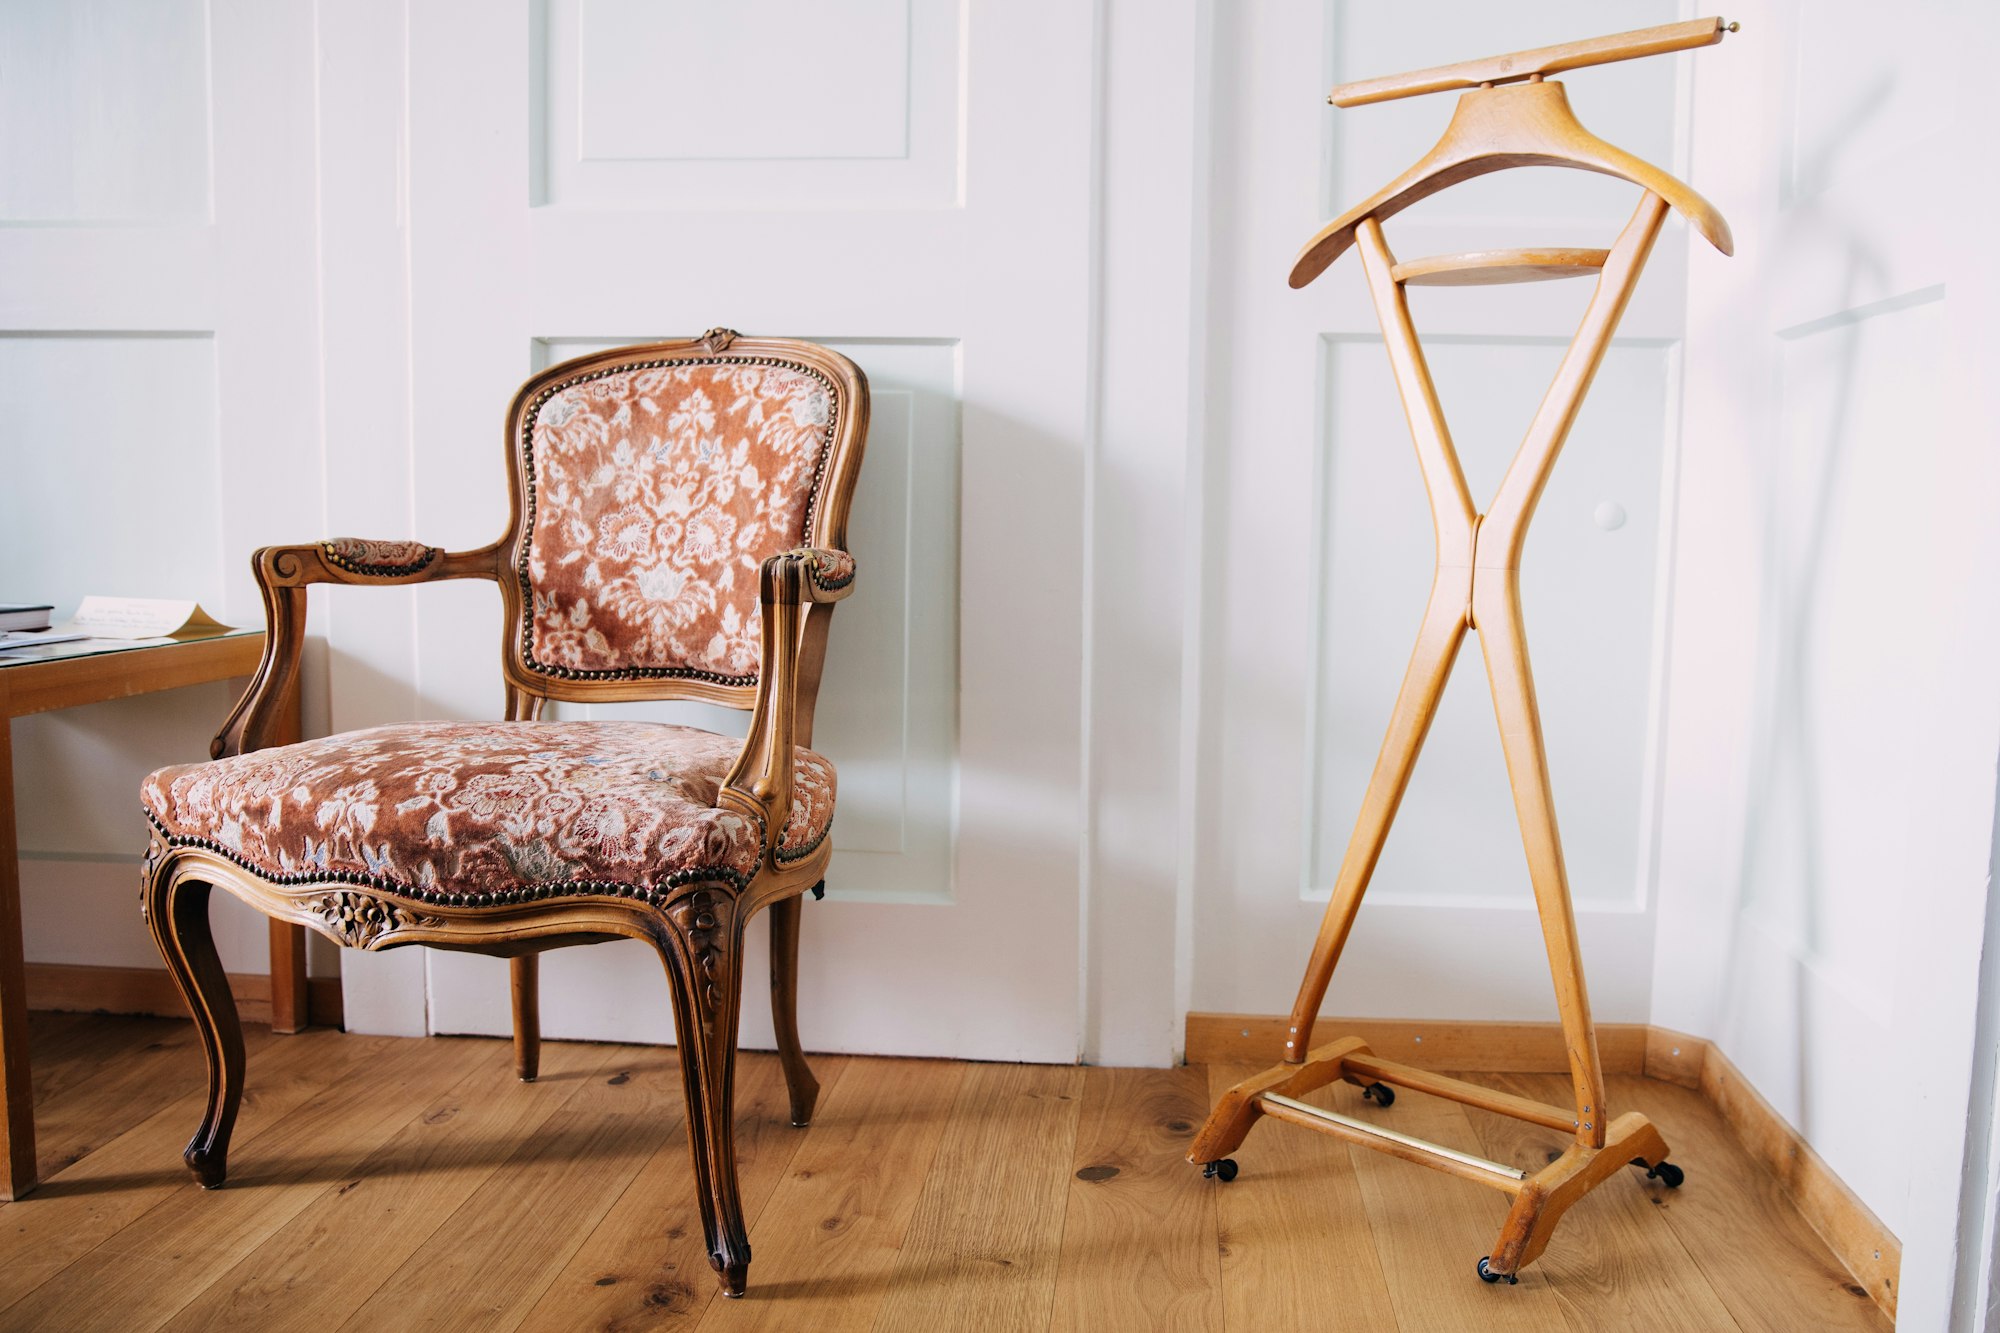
top-left (502, 332), bottom-right (865, 705)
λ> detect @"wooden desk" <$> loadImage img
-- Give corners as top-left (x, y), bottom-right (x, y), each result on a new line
top-left (0, 631), bottom-right (304, 1200)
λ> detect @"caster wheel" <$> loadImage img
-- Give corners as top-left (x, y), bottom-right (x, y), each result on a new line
top-left (1476, 1257), bottom-right (1517, 1285)
top-left (1362, 1082), bottom-right (1395, 1108)
top-left (1630, 1157), bottom-right (1684, 1188)
top-left (1201, 1158), bottom-right (1239, 1183)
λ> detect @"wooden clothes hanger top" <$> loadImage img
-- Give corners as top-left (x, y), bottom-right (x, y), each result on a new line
top-left (1289, 17), bottom-right (1737, 288)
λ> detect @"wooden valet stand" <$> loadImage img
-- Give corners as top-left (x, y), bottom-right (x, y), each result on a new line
top-left (1188, 18), bottom-right (1737, 1284)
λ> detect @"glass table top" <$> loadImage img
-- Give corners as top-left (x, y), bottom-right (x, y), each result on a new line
top-left (0, 627), bottom-right (262, 670)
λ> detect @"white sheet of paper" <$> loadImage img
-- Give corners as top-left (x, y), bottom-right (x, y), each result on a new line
top-left (63, 596), bottom-right (230, 640)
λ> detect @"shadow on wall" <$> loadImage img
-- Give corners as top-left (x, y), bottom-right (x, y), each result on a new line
top-left (1714, 75), bottom-right (1893, 1137)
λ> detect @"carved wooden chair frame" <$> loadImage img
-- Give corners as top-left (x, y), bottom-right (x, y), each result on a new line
top-left (141, 330), bottom-right (867, 1298)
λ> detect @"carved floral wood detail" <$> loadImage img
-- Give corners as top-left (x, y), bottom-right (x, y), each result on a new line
top-left (307, 890), bottom-right (442, 949)
top-left (666, 888), bottom-right (735, 1037)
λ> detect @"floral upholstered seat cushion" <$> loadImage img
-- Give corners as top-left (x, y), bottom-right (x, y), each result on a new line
top-left (142, 721), bottom-right (836, 904)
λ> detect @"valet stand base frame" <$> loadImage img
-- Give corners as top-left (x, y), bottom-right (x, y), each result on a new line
top-left (1190, 187), bottom-right (1687, 1284)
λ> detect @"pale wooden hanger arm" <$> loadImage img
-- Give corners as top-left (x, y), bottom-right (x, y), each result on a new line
top-left (1327, 16), bottom-right (1734, 108)
top-left (1289, 81), bottom-right (1731, 288)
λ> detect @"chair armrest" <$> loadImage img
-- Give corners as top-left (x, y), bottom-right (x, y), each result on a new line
top-left (718, 547), bottom-right (856, 855)
top-left (786, 546), bottom-right (857, 603)
top-left (211, 538), bottom-right (504, 759)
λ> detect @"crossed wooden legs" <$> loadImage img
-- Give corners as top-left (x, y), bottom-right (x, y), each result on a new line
top-left (1193, 192), bottom-right (1679, 1280)
top-left (145, 859), bottom-right (824, 1300)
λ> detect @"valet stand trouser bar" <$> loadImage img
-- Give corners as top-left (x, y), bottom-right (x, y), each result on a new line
top-left (1187, 191), bottom-right (1677, 1281)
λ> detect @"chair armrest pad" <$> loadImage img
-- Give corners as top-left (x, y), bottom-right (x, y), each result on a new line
top-left (317, 538), bottom-right (445, 580)
top-left (772, 546), bottom-right (856, 603)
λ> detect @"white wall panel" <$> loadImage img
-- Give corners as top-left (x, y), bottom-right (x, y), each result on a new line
top-left (1652, 3), bottom-right (2000, 1319)
top-left (1307, 335), bottom-right (1671, 909)
top-left (1784, 0), bottom-right (1949, 203)
top-left (537, 0), bottom-right (960, 209)
top-left (1742, 294), bottom-right (1944, 1014)
top-left (0, 334), bottom-right (224, 613)
top-left (0, 0), bottom-right (211, 223)
top-left (579, 0), bottom-right (911, 161)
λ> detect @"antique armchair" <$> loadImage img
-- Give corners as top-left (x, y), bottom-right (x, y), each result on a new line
top-left (138, 329), bottom-right (866, 1298)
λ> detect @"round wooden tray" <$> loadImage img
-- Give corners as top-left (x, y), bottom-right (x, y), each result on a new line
top-left (1391, 248), bottom-right (1611, 287)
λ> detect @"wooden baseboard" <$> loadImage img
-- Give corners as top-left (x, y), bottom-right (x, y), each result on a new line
top-left (1184, 1011), bottom-right (1652, 1073)
top-left (1186, 1011), bottom-right (1898, 1322)
top-left (1649, 1027), bottom-right (1900, 1320)
top-left (25, 962), bottom-right (343, 1031)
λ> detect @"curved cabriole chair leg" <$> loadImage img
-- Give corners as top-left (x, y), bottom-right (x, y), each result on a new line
top-left (143, 866), bottom-right (244, 1188)
top-left (767, 894), bottom-right (819, 1128)
top-left (656, 888), bottom-right (752, 1297)
top-left (511, 953), bottom-right (541, 1082)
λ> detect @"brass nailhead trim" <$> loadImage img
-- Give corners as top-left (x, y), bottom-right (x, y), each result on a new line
top-left (514, 353), bottom-right (842, 686)
top-left (320, 543), bottom-right (441, 579)
top-left (142, 810), bottom-right (752, 906)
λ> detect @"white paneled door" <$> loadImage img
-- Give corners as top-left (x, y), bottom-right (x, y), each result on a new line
top-left (320, 1), bottom-right (1095, 1061)
top-left (1192, 0), bottom-right (1694, 1026)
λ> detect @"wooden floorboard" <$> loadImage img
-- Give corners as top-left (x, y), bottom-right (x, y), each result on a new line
top-left (0, 1015), bottom-right (1890, 1332)
top-left (871, 1062), bottom-right (1085, 1333)
top-left (518, 1050), bottom-right (835, 1331)
top-left (1204, 1062), bottom-right (1398, 1332)
top-left (697, 1056), bottom-right (959, 1332)
top-left (1455, 1071), bottom-right (1742, 1332)
top-left (1046, 1066), bottom-right (1222, 1332)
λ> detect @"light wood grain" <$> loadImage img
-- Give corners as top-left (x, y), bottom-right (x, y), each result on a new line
top-left (1202, 98), bottom-right (1699, 1278)
top-left (1203, 1063), bottom-right (1398, 1332)
top-left (517, 1050), bottom-right (824, 1331)
top-left (1394, 247), bottom-right (1609, 286)
top-left (0, 1018), bottom-right (1894, 1331)
top-left (699, 1056), bottom-right (959, 1331)
top-left (1050, 1066), bottom-right (1222, 1333)
top-left (0, 1026), bottom-right (399, 1314)
top-left (1340, 1073), bottom-right (1569, 1328)
top-left (873, 1063), bottom-right (1085, 1333)
top-left (1607, 1073), bottom-right (1890, 1331)
top-left (1185, 1011), bottom-right (1651, 1072)
top-left (1460, 1071), bottom-right (1746, 1331)
top-left (1328, 16), bottom-right (1730, 107)
top-left (28, 1016), bottom-right (273, 1184)
top-left (342, 1043), bottom-right (686, 1329)
top-left (0, 1033), bottom-right (493, 1330)
top-left (157, 1038), bottom-right (616, 1331)
top-left (1293, 65), bottom-right (1730, 285)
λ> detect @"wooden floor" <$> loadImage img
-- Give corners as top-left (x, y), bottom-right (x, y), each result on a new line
top-left (0, 1015), bottom-right (1887, 1332)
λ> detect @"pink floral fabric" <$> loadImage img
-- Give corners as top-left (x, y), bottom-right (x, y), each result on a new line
top-left (790, 546), bottom-right (855, 593)
top-left (142, 721), bottom-right (836, 901)
top-left (322, 538), bottom-right (438, 575)
top-left (522, 360), bottom-right (839, 681)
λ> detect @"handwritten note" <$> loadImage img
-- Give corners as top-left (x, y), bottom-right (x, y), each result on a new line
top-left (64, 597), bottom-right (231, 641)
